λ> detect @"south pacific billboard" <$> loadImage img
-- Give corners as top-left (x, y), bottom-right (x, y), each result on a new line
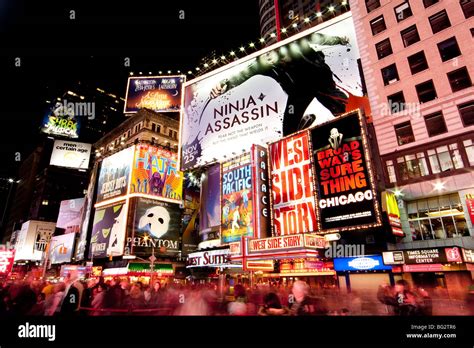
top-left (269, 131), bottom-right (318, 236)
top-left (311, 111), bottom-right (381, 232)
top-left (124, 76), bottom-right (184, 114)
top-left (89, 201), bottom-right (128, 258)
top-left (96, 146), bottom-right (134, 204)
top-left (129, 144), bottom-right (183, 201)
top-left (180, 13), bottom-right (367, 170)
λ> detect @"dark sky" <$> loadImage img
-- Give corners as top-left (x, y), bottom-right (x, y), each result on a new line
top-left (0, 0), bottom-right (261, 177)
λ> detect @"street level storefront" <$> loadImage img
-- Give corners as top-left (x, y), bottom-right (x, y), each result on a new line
top-left (383, 247), bottom-right (473, 300)
top-left (101, 262), bottom-right (175, 284)
top-left (186, 248), bottom-right (243, 281)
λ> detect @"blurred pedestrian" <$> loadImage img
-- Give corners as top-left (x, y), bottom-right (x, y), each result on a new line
top-left (416, 287), bottom-right (432, 316)
top-left (27, 293), bottom-right (46, 316)
top-left (258, 292), bottom-right (290, 316)
top-left (227, 284), bottom-right (249, 316)
top-left (44, 283), bottom-right (66, 316)
top-left (91, 283), bottom-right (107, 316)
top-left (289, 280), bottom-right (327, 316)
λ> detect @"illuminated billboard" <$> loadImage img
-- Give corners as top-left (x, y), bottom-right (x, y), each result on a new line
top-left (89, 201), bottom-right (128, 258)
top-left (180, 13), bottom-right (367, 170)
top-left (41, 102), bottom-right (81, 138)
top-left (269, 131), bottom-right (318, 236)
top-left (221, 153), bottom-right (253, 243)
top-left (124, 76), bottom-right (184, 114)
top-left (50, 140), bottom-right (91, 170)
top-left (310, 111), bottom-right (381, 232)
top-left (56, 198), bottom-right (85, 233)
top-left (130, 144), bottom-right (183, 201)
top-left (96, 147), bottom-right (134, 204)
top-left (14, 221), bottom-right (56, 261)
top-left (199, 164), bottom-right (221, 247)
top-left (49, 233), bottom-right (76, 264)
top-left (125, 198), bottom-right (181, 257)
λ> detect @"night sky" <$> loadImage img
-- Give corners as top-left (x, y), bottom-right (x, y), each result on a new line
top-left (0, 0), bottom-right (260, 178)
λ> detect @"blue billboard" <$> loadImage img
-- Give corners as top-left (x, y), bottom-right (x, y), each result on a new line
top-left (333, 255), bottom-right (392, 271)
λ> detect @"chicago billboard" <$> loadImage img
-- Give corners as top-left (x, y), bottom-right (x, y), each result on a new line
top-left (180, 13), bottom-right (367, 170)
top-left (129, 144), bottom-right (183, 201)
top-left (124, 76), bottom-right (184, 114)
top-left (311, 111), bottom-right (380, 232)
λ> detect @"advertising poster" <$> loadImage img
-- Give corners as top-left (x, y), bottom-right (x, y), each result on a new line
top-left (0, 250), bottom-right (15, 276)
top-left (466, 194), bottom-right (474, 226)
top-left (199, 164), bottom-right (221, 245)
top-left (89, 201), bottom-right (128, 258)
top-left (49, 233), bottom-right (75, 264)
top-left (75, 164), bottom-right (98, 261)
top-left (49, 140), bottom-right (91, 170)
top-left (126, 198), bottom-right (181, 257)
top-left (311, 111), bottom-right (380, 232)
top-left (14, 221), bottom-right (56, 261)
top-left (56, 198), bottom-right (85, 233)
top-left (181, 182), bottom-right (200, 255)
top-left (269, 131), bottom-right (318, 236)
top-left (96, 146), bottom-right (134, 203)
top-left (251, 145), bottom-right (271, 239)
top-left (124, 76), bottom-right (184, 113)
top-left (221, 153), bottom-right (253, 243)
top-left (41, 102), bottom-right (81, 138)
top-left (130, 144), bottom-right (183, 201)
top-left (181, 13), bottom-right (367, 170)
top-left (383, 192), bottom-right (403, 237)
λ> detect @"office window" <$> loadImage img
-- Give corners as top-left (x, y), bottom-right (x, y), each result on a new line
top-left (429, 10), bottom-right (451, 34)
top-left (416, 80), bottom-right (437, 103)
top-left (169, 129), bottom-right (173, 137)
top-left (386, 160), bottom-right (397, 183)
top-left (387, 91), bottom-right (406, 114)
top-left (381, 64), bottom-right (399, 85)
top-left (437, 37), bottom-right (461, 62)
top-left (423, 0), bottom-right (439, 8)
top-left (448, 67), bottom-right (472, 92)
top-left (370, 15), bottom-right (386, 35)
top-left (394, 1), bottom-right (413, 22)
top-left (464, 139), bottom-right (474, 165)
top-left (401, 25), bottom-right (420, 47)
top-left (460, 0), bottom-right (474, 18)
top-left (395, 121), bottom-right (415, 145)
top-left (458, 101), bottom-right (474, 126)
top-left (407, 51), bottom-right (428, 74)
top-left (151, 123), bottom-right (156, 132)
top-left (375, 38), bottom-right (393, 59)
top-left (156, 124), bottom-right (161, 133)
top-left (366, 0), bottom-right (381, 13)
top-left (396, 153), bottom-right (429, 180)
top-left (424, 112), bottom-right (447, 136)
top-left (471, 28), bottom-right (474, 37)
top-left (428, 143), bottom-right (464, 173)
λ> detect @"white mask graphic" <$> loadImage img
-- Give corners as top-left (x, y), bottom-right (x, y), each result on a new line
top-left (138, 206), bottom-right (171, 238)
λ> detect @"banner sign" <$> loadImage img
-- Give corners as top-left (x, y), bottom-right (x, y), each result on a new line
top-left (50, 140), bottom-right (91, 170)
top-left (466, 194), bottom-right (474, 226)
top-left (96, 147), bottom-right (134, 203)
top-left (130, 144), bottom-right (183, 201)
top-left (14, 221), bottom-right (56, 261)
top-left (221, 153), bottom-right (253, 243)
top-left (403, 248), bottom-right (447, 264)
top-left (311, 111), bottom-right (380, 232)
top-left (49, 233), bottom-right (75, 264)
top-left (181, 183), bottom-right (200, 255)
top-left (383, 192), bottom-right (403, 236)
top-left (180, 13), bottom-right (367, 170)
top-left (382, 251), bottom-right (405, 265)
top-left (0, 250), bottom-right (15, 275)
top-left (269, 131), bottom-right (317, 236)
top-left (56, 198), bottom-right (85, 233)
top-left (251, 145), bottom-right (271, 239)
top-left (247, 233), bottom-right (326, 254)
top-left (334, 255), bottom-right (392, 271)
top-left (124, 76), bottom-right (184, 113)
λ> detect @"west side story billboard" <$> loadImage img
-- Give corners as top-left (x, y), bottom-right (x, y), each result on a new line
top-left (180, 13), bottom-right (367, 170)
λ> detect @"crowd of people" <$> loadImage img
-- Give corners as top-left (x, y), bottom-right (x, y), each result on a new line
top-left (1, 273), bottom-right (473, 316)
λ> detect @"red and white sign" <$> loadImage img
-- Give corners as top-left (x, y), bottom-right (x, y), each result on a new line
top-left (248, 233), bottom-right (325, 254)
top-left (187, 249), bottom-right (241, 268)
top-left (0, 250), bottom-right (15, 275)
top-left (402, 264), bottom-right (444, 272)
top-left (462, 248), bottom-right (474, 263)
top-left (445, 247), bottom-right (462, 262)
top-left (245, 260), bottom-right (274, 271)
top-left (466, 194), bottom-right (474, 225)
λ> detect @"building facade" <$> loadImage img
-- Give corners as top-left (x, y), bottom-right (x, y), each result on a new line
top-left (351, 0), bottom-right (474, 295)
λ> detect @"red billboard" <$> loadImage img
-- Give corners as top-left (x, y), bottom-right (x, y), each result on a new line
top-left (0, 250), bottom-right (15, 276)
top-left (466, 194), bottom-right (474, 226)
top-left (269, 131), bottom-right (318, 236)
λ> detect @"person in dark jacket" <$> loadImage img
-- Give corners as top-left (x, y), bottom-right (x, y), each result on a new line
top-left (258, 292), bottom-right (290, 316)
top-left (27, 293), bottom-right (46, 316)
top-left (11, 282), bottom-right (37, 315)
top-left (289, 280), bottom-right (328, 316)
top-left (104, 277), bottom-right (125, 313)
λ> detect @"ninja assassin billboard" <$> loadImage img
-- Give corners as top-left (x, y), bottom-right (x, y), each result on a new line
top-left (180, 13), bottom-right (368, 170)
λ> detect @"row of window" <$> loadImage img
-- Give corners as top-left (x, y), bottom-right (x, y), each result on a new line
top-left (386, 67), bottom-right (472, 115)
top-left (393, 101), bottom-right (474, 147)
top-left (386, 137), bottom-right (474, 183)
top-left (108, 121), bottom-right (178, 149)
top-left (367, 0), bottom-right (473, 19)
top-left (380, 36), bottom-right (462, 87)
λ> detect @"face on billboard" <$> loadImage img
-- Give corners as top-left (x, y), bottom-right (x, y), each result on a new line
top-left (125, 76), bottom-right (184, 113)
top-left (56, 198), bottom-right (85, 233)
top-left (130, 144), bottom-right (183, 201)
top-left (126, 198), bottom-right (180, 257)
top-left (96, 147), bottom-right (134, 203)
top-left (50, 140), bottom-right (91, 169)
top-left (311, 111), bottom-right (380, 231)
top-left (221, 154), bottom-right (253, 243)
top-left (180, 14), bottom-right (365, 170)
top-left (269, 132), bottom-right (317, 236)
top-left (89, 202), bottom-right (127, 258)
